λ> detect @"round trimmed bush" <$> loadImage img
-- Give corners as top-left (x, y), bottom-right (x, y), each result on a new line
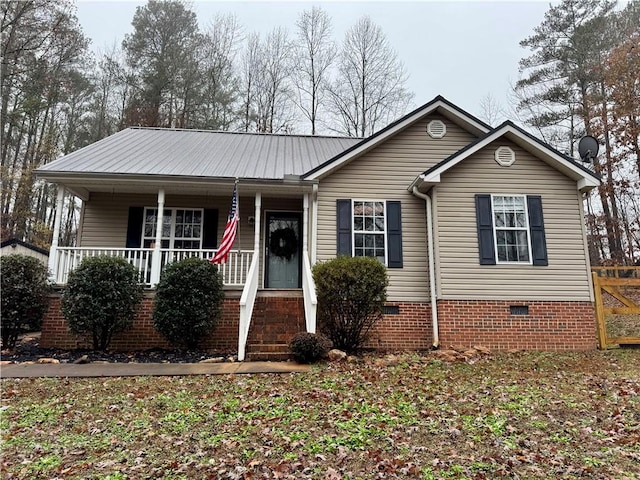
top-left (313, 256), bottom-right (388, 354)
top-left (289, 332), bottom-right (332, 363)
top-left (61, 255), bottom-right (143, 350)
top-left (152, 257), bottom-right (224, 350)
top-left (0, 255), bottom-right (50, 348)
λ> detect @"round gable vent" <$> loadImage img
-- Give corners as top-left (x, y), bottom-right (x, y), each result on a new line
top-left (427, 119), bottom-right (446, 139)
top-left (495, 146), bottom-right (516, 166)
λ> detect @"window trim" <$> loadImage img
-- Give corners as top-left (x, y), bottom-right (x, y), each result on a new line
top-left (490, 194), bottom-right (533, 265)
top-left (142, 207), bottom-right (204, 250)
top-left (351, 199), bottom-right (388, 266)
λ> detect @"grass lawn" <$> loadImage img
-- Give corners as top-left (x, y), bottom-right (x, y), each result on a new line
top-left (1, 350), bottom-right (639, 479)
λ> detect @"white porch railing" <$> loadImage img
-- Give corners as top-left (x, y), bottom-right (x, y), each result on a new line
top-left (238, 255), bottom-right (260, 361)
top-left (51, 247), bottom-right (253, 287)
top-left (302, 253), bottom-right (317, 333)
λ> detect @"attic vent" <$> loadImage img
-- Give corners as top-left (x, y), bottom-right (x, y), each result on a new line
top-left (495, 146), bottom-right (516, 166)
top-left (427, 119), bottom-right (446, 139)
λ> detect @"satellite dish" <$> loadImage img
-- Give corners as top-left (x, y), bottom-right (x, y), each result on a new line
top-left (578, 135), bottom-right (599, 163)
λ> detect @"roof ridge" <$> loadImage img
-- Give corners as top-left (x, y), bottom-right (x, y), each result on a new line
top-left (126, 126), bottom-right (360, 141)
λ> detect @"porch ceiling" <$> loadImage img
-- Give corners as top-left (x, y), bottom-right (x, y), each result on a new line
top-left (40, 174), bottom-right (314, 201)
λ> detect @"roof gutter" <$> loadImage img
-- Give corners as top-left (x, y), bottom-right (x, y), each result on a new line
top-left (411, 186), bottom-right (440, 349)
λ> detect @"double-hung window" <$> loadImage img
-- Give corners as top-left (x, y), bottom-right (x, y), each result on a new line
top-left (142, 208), bottom-right (203, 249)
top-left (475, 194), bottom-right (548, 266)
top-left (336, 199), bottom-right (403, 268)
top-left (491, 195), bottom-right (531, 263)
top-left (353, 200), bottom-right (387, 263)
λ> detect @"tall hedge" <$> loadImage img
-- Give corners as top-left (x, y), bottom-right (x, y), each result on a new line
top-left (61, 256), bottom-right (143, 350)
top-left (152, 257), bottom-right (224, 350)
top-left (0, 255), bottom-right (50, 348)
top-left (313, 256), bottom-right (388, 353)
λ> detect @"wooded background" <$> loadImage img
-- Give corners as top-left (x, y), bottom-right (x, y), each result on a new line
top-left (1, 0), bottom-right (638, 265)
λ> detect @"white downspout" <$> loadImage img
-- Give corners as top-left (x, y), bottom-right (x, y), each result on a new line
top-left (412, 187), bottom-right (440, 349)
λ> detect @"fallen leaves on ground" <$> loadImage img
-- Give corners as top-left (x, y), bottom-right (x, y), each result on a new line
top-left (1, 349), bottom-right (639, 479)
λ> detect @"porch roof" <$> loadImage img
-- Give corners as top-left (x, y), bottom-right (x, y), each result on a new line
top-left (37, 127), bottom-right (360, 181)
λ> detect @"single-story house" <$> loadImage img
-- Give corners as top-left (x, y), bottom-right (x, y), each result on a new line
top-left (1, 238), bottom-right (49, 265)
top-left (36, 96), bottom-right (600, 359)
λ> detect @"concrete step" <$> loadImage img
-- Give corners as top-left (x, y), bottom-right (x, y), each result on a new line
top-left (246, 351), bottom-right (293, 362)
top-left (247, 343), bottom-right (290, 353)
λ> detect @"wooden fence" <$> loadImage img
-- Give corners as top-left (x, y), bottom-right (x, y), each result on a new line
top-left (592, 266), bottom-right (640, 349)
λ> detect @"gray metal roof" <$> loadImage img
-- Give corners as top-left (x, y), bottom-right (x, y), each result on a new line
top-left (37, 127), bottom-right (361, 180)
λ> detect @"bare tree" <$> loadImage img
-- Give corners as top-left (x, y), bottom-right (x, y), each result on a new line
top-left (1, 0), bottom-right (89, 242)
top-left (328, 16), bottom-right (413, 137)
top-left (240, 32), bottom-right (261, 132)
top-left (240, 28), bottom-right (296, 133)
top-left (197, 14), bottom-right (242, 130)
top-left (293, 7), bottom-right (336, 135)
top-left (478, 93), bottom-right (505, 127)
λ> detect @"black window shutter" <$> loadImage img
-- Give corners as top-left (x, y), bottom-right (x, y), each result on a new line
top-left (336, 199), bottom-right (352, 256)
top-left (527, 195), bottom-right (548, 266)
top-left (126, 207), bottom-right (144, 248)
top-left (386, 201), bottom-right (403, 268)
top-left (202, 209), bottom-right (219, 249)
top-left (475, 194), bottom-right (496, 265)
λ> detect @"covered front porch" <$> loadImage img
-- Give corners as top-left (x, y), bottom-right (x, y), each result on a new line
top-left (45, 178), bottom-right (319, 361)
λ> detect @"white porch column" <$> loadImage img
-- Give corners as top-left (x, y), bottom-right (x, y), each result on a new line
top-left (311, 184), bottom-right (318, 263)
top-left (253, 193), bottom-right (261, 253)
top-left (47, 186), bottom-right (65, 282)
top-left (150, 189), bottom-right (165, 286)
top-left (303, 193), bottom-right (309, 253)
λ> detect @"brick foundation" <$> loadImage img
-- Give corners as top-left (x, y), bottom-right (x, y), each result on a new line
top-left (437, 300), bottom-right (597, 351)
top-left (41, 292), bottom-right (240, 352)
top-left (367, 302), bottom-right (433, 350)
top-left (40, 293), bottom-right (597, 352)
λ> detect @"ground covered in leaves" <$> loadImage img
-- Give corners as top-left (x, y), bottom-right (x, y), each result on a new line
top-left (2, 350), bottom-right (639, 479)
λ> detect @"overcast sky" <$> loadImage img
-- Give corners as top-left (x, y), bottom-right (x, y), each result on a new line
top-left (75, 1), bottom-right (555, 124)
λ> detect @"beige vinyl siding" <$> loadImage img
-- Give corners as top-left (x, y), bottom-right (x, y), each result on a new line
top-left (436, 139), bottom-right (592, 301)
top-left (80, 193), bottom-right (299, 253)
top-left (316, 114), bottom-right (477, 302)
top-left (80, 192), bottom-right (302, 288)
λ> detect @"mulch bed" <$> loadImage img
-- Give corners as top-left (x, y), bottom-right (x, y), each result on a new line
top-left (1, 333), bottom-right (236, 364)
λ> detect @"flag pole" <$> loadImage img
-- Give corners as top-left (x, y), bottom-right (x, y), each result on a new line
top-left (235, 178), bottom-right (240, 254)
top-left (210, 178), bottom-right (240, 264)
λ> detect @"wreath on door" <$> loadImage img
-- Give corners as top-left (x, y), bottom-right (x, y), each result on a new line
top-left (269, 227), bottom-right (298, 260)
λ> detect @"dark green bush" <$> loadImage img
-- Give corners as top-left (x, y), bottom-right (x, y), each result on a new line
top-left (313, 256), bottom-right (388, 354)
top-left (289, 332), bottom-right (332, 363)
top-left (61, 255), bottom-right (143, 350)
top-left (152, 257), bottom-right (224, 349)
top-left (0, 255), bottom-right (50, 349)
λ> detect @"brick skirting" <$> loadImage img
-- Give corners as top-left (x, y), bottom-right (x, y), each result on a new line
top-left (367, 302), bottom-right (433, 350)
top-left (41, 292), bottom-right (240, 352)
top-left (437, 300), bottom-right (597, 351)
top-left (40, 294), bottom-right (596, 352)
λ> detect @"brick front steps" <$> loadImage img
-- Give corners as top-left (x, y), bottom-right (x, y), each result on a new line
top-left (245, 293), bottom-right (305, 361)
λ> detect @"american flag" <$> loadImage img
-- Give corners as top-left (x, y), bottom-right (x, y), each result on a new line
top-left (211, 183), bottom-right (239, 264)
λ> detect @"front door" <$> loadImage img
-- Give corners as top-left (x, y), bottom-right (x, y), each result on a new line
top-left (265, 212), bottom-right (302, 288)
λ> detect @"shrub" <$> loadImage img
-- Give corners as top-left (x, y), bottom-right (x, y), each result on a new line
top-left (313, 256), bottom-right (388, 354)
top-left (0, 255), bottom-right (50, 349)
top-left (289, 332), bottom-right (332, 363)
top-left (61, 256), bottom-right (143, 350)
top-left (153, 257), bottom-right (224, 349)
